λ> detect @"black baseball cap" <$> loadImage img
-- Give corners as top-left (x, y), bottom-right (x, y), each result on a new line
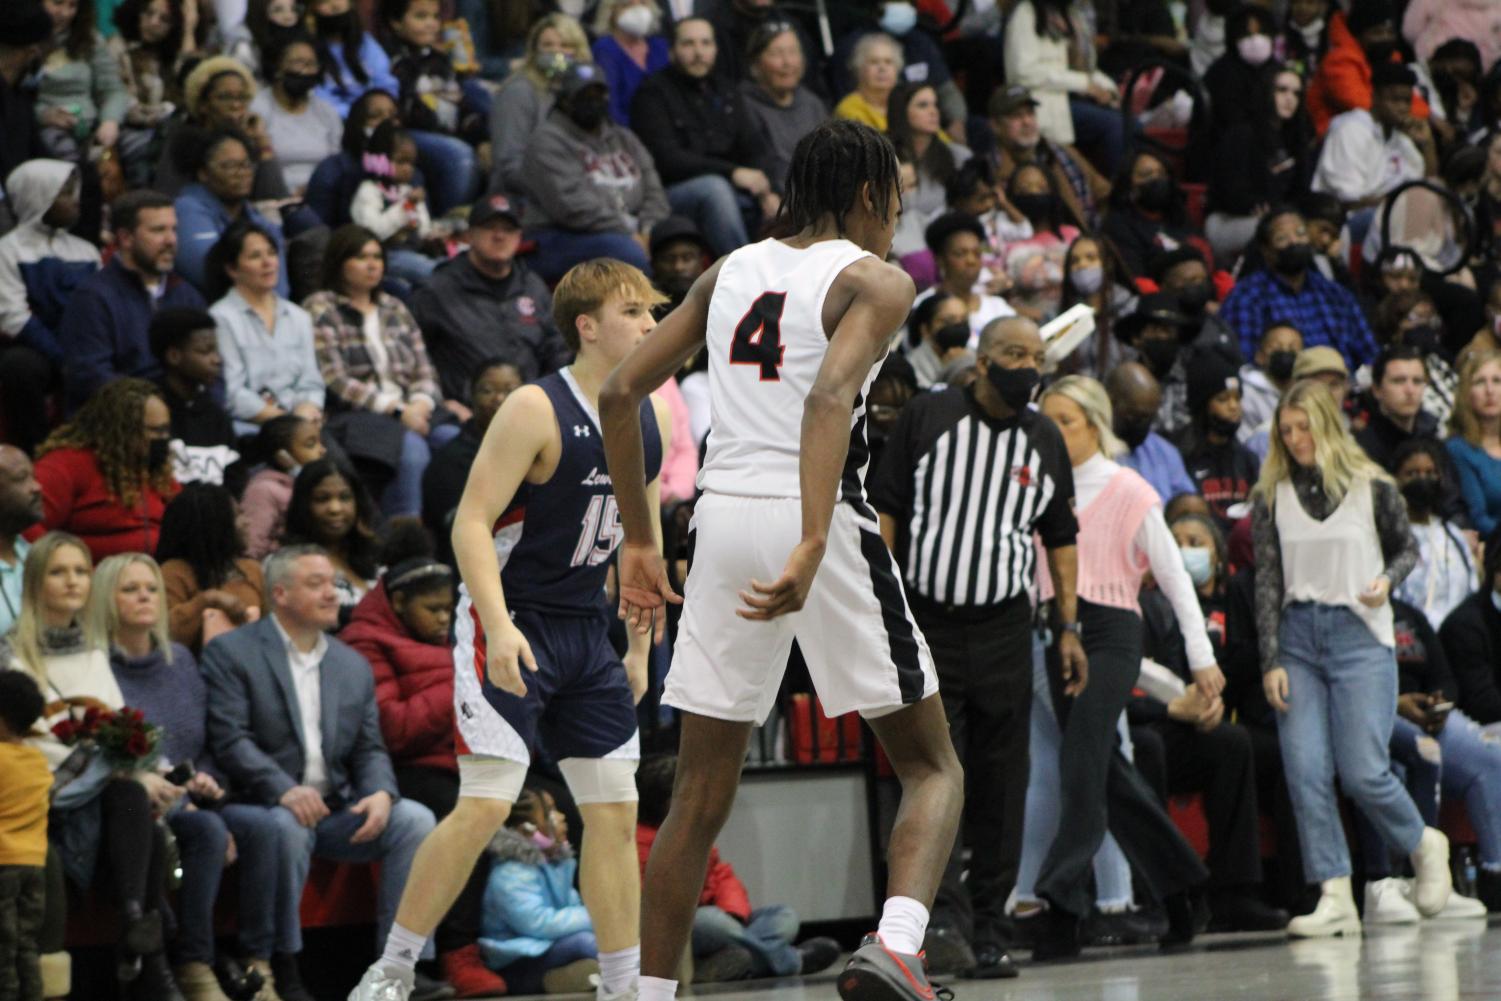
top-left (989, 83), bottom-right (1040, 119)
top-left (470, 192), bottom-right (522, 228)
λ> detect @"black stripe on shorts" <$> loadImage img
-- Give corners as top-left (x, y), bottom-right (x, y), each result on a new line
top-left (857, 525), bottom-right (925, 703)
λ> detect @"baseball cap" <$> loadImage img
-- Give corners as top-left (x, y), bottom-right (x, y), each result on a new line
top-left (649, 216), bottom-right (711, 258)
top-left (989, 83), bottom-right (1039, 119)
top-left (1291, 345), bottom-right (1349, 381)
top-left (470, 193), bottom-right (522, 228)
top-left (1115, 291), bottom-right (1195, 343)
top-left (558, 62), bottom-right (608, 99)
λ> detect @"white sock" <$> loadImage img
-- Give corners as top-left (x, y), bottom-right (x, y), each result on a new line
top-left (638, 975), bottom-right (678, 1001)
top-left (876, 896), bottom-right (929, 955)
top-left (598, 944), bottom-right (640, 994)
top-left (378, 923), bottom-right (426, 976)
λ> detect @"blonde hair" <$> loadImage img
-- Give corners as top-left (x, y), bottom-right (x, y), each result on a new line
top-left (1448, 349), bottom-right (1501, 446)
top-left (86, 554), bottom-right (174, 665)
top-left (553, 259), bottom-right (668, 353)
top-left (1253, 379), bottom-right (1391, 506)
top-left (183, 56), bottom-right (258, 119)
top-left (1040, 375), bottom-right (1126, 459)
top-left (9, 532), bottom-right (94, 685)
top-left (517, 14), bottom-right (592, 89)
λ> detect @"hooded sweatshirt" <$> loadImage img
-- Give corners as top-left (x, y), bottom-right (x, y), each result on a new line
top-left (0, 159), bottom-right (101, 362)
top-left (520, 110), bottom-right (671, 236)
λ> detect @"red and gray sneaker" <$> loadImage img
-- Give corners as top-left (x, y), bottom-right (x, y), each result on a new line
top-left (837, 935), bottom-right (953, 1001)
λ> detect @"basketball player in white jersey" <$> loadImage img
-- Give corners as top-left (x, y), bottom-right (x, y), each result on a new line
top-left (598, 120), bottom-right (965, 1001)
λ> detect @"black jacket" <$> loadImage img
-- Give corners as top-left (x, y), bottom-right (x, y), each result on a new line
top-left (1178, 432), bottom-right (1260, 528)
top-left (629, 65), bottom-right (774, 187)
top-left (1439, 590), bottom-right (1501, 724)
top-left (408, 254), bottom-right (569, 403)
top-left (1393, 598), bottom-right (1459, 701)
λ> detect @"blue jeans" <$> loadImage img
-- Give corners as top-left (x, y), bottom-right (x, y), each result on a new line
top-left (529, 228), bottom-right (650, 284)
top-left (1373, 709), bottom-right (1501, 871)
top-left (692, 904), bottom-right (800, 978)
top-left (170, 806), bottom-right (283, 964)
top-left (1068, 95), bottom-right (1131, 177)
top-left (666, 175), bottom-right (750, 257)
top-left (501, 929), bottom-right (597, 995)
top-left (269, 799), bottom-right (436, 957)
top-left (1359, 714), bottom-right (1442, 878)
top-left (409, 130), bottom-right (478, 216)
top-left (1014, 635), bottom-right (1134, 909)
top-left (1275, 602), bottom-right (1426, 883)
top-left (385, 248), bottom-right (440, 291)
top-left (383, 422), bottom-right (462, 518)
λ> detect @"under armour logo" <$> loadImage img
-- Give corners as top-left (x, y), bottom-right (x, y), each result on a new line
top-left (461, 702), bottom-right (474, 719)
top-left (574, 425), bottom-right (591, 437)
top-left (397, 949), bottom-right (415, 960)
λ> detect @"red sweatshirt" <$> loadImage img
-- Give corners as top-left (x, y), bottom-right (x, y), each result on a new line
top-left (1308, 11), bottom-right (1429, 135)
top-left (636, 824), bottom-right (752, 921)
top-left (26, 447), bottom-right (174, 562)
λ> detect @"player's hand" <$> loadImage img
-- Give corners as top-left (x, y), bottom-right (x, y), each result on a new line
top-left (1057, 630), bottom-right (1088, 696)
top-left (617, 541), bottom-right (680, 643)
top-left (623, 647), bottom-right (649, 705)
top-left (487, 619), bottom-right (538, 697)
top-left (1191, 663), bottom-right (1225, 702)
top-left (738, 539), bottom-right (825, 621)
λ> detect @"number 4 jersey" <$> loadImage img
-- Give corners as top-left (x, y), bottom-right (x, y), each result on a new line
top-left (698, 238), bottom-right (880, 503)
top-left (495, 368), bottom-right (662, 615)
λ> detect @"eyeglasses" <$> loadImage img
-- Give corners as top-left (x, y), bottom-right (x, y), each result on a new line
top-left (211, 159), bottom-right (254, 173)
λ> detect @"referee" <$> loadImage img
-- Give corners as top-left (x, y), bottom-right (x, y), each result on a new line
top-left (870, 316), bottom-right (1084, 978)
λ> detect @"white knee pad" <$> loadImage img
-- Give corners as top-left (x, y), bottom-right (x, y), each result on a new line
top-left (558, 756), bottom-right (639, 805)
top-left (458, 755), bottom-right (528, 802)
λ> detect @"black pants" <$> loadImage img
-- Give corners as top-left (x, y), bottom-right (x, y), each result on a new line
top-left (918, 596), bottom-right (1033, 947)
top-left (0, 342), bottom-right (55, 453)
top-left (1147, 719), bottom-right (1263, 890)
top-left (92, 779), bottom-right (167, 914)
top-left (1036, 601), bottom-right (1208, 918)
top-left (395, 765), bottom-right (487, 955)
top-left (1246, 724), bottom-right (1309, 910)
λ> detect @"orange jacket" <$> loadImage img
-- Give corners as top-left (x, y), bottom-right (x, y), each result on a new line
top-left (1307, 11), bottom-right (1428, 135)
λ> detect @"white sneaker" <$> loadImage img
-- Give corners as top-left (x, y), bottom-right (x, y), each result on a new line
top-left (596, 986), bottom-right (639, 1001)
top-left (1364, 878), bottom-right (1421, 925)
top-left (1428, 887), bottom-right (1489, 920)
top-left (1410, 827), bottom-right (1453, 917)
top-left (347, 966), bottom-right (413, 1001)
top-left (1289, 877), bottom-right (1362, 938)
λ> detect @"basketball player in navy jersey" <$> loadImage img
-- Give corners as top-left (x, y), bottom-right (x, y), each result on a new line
top-left (600, 120), bottom-right (966, 1001)
top-left (350, 260), bottom-right (672, 1001)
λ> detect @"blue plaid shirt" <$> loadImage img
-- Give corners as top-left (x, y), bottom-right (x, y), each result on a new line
top-left (1220, 268), bottom-right (1379, 370)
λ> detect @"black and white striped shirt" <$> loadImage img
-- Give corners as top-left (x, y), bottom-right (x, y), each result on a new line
top-left (869, 387), bottom-right (1077, 608)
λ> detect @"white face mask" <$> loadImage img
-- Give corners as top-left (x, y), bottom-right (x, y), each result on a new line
top-left (616, 4), bottom-right (655, 37)
top-left (1237, 33), bottom-right (1273, 66)
top-left (1297, 18), bottom-right (1324, 48)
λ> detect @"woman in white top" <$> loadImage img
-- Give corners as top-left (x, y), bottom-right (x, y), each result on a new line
top-left (1027, 376), bottom-right (1223, 958)
top-left (1251, 379), bottom-right (1452, 936)
top-left (1391, 439), bottom-right (1475, 630)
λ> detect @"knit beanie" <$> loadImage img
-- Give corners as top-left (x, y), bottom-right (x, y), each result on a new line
top-left (1187, 350), bottom-right (1241, 416)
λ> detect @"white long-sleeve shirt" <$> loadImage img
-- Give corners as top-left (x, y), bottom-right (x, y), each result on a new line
top-left (1312, 108), bottom-right (1425, 204)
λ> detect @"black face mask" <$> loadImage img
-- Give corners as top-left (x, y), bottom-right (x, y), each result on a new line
top-left (1176, 281), bottom-right (1212, 316)
top-left (985, 363), bottom-right (1040, 411)
top-left (1401, 476), bottom-right (1441, 514)
top-left (1275, 243), bottom-right (1315, 276)
top-left (566, 92), bottom-right (609, 131)
top-left (1011, 193), bottom-right (1056, 225)
top-left (315, 11), bottom-right (358, 35)
top-left (147, 437), bottom-right (171, 470)
top-left (280, 72), bottom-right (319, 99)
top-left (1138, 337), bottom-right (1181, 376)
top-left (933, 322), bottom-right (971, 353)
top-left (1134, 177), bottom-right (1174, 212)
top-left (1401, 324), bottom-right (1442, 355)
top-left (1115, 414), bottom-right (1154, 450)
top-left (1207, 414), bottom-right (1240, 439)
top-left (1266, 349), bottom-right (1298, 382)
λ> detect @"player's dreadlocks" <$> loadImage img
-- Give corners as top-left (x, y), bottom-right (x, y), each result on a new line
top-left (779, 119), bottom-right (903, 238)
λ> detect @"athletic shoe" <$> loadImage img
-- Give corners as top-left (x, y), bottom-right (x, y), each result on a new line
top-left (838, 934), bottom-right (950, 1001)
top-left (1402, 880), bottom-right (1490, 921)
top-left (542, 958), bottom-right (600, 994)
top-left (1364, 878), bottom-right (1420, 925)
top-left (964, 943), bottom-right (1017, 980)
top-left (1410, 827), bottom-right (1453, 917)
top-left (1029, 909), bottom-right (1082, 963)
top-left (595, 984), bottom-right (638, 1001)
top-left (1288, 877), bottom-right (1361, 938)
top-left (346, 965), bottom-right (413, 1001)
top-left (918, 927), bottom-right (974, 976)
top-left (798, 937), bottom-right (843, 975)
top-left (693, 945), bottom-right (754, 983)
top-left (440, 945), bottom-right (508, 999)
top-left (1083, 908), bottom-right (1160, 945)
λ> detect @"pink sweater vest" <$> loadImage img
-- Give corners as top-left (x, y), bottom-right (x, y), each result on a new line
top-left (1038, 466), bottom-right (1158, 612)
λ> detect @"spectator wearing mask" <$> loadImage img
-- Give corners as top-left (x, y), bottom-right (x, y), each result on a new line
top-left (175, 129), bottom-right (291, 298)
top-left (1313, 63), bottom-right (1435, 240)
top-left (915, 212), bottom-right (1016, 340)
top-left (27, 378), bottom-right (179, 562)
top-left (156, 56), bottom-right (289, 201)
top-left (421, 360), bottom-right (522, 562)
top-left (1178, 355), bottom-right (1260, 529)
top-left (870, 317), bottom-right (1080, 976)
top-left (1220, 207), bottom-right (1379, 370)
top-left (1114, 291), bottom-right (1198, 438)
top-left (240, 414), bottom-right (327, 560)
top-left (648, 216), bottom-right (710, 313)
top-left (305, 88), bottom-right (404, 229)
top-left (1251, 379), bottom-right (1451, 936)
top-left (1105, 361), bottom-right (1198, 504)
top-left (0, 446), bottom-right (44, 637)
top-left (1446, 349), bottom-right (1501, 535)
top-left (308, 0), bottom-right (401, 117)
top-left (1392, 439), bottom-right (1475, 631)
top-left (488, 14), bottom-right (591, 195)
top-left (834, 32), bottom-right (903, 131)
top-left (149, 308), bottom-right (237, 459)
top-left (1308, 2), bottom-right (1428, 135)
top-left (1203, 7), bottom-right (1279, 134)
top-left (278, 458), bottom-right (381, 620)
top-left (0, 160), bottom-right (99, 454)
top-left (738, 20), bottom-right (827, 193)
top-left (410, 193), bottom-right (569, 405)
top-left (998, 164), bottom-right (1077, 321)
top-left (1298, 190), bottom-right (1354, 287)
top-left (1147, 246), bottom-right (1242, 367)
top-left (1281, 0), bottom-right (1332, 77)
top-left (591, 0), bottom-right (669, 127)
top-left (1355, 345), bottom-right (1440, 472)
top-left (1208, 66), bottom-right (1316, 265)
top-left (251, 31), bottom-right (344, 194)
top-left (1239, 323), bottom-right (1303, 444)
top-left (903, 290), bottom-right (971, 389)
top-left (1102, 149), bottom-right (1196, 280)
top-left (201, 544), bottom-right (439, 1000)
top-left (60, 189), bottom-right (205, 413)
top-left (1058, 233), bottom-right (1135, 378)
top-left (987, 83), bottom-right (1110, 233)
top-left (630, 18), bottom-right (778, 257)
top-left (520, 62), bottom-right (670, 282)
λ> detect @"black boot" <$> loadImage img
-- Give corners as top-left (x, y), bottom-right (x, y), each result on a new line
top-left (271, 953), bottom-right (317, 1001)
top-left (1160, 889), bottom-right (1211, 952)
top-left (797, 937), bottom-right (842, 975)
top-left (1030, 907), bottom-right (1082, 962)
top-left (134, 951), bottom-right (187, 1001)
top-left (1208, 889), bottom-right (1291, 932)
top-left (121, 902), bottom-right (164, 956)
top-left (1479, 868), bottom-right (1501, 913)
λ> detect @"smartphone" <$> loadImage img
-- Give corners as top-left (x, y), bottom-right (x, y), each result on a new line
top-left (165, 762), bottom-right (195, 786)
top-left (1430, 701), bottom-right (1455, 715)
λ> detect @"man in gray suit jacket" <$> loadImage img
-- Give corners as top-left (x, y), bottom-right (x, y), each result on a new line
top-left (203, 544), bottom-right (436, 1001)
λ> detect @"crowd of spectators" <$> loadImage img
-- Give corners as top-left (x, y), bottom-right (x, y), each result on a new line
top-left (9, 0), bottom-right (1501, 996)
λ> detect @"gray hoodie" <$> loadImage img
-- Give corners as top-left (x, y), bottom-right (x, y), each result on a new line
top-left (0, 159), bottom-right (100, 355)
top-left (520, 110), bottom-right (670, 236)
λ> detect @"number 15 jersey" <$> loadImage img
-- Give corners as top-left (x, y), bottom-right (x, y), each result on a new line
top-left (697, 238), bottom-right (879, 503)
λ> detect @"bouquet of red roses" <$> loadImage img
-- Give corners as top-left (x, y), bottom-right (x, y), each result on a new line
top-left (52, 705), bottom-right (162, 769)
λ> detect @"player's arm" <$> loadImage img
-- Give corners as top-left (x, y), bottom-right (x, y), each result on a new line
top-left (451, 385), bottom-right (554, 695)
top-left (740, 258), bottom-right (915, 621)
top-left (623, 397), bottom-right (673, 696)
top-left (601, 259), bottom-right (722, 633)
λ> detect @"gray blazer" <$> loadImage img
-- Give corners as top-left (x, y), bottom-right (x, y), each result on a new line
top-left (201, 616), bottom-right (398, 806)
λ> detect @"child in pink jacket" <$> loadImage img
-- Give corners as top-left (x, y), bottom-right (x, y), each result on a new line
top-left (239, 415), bottom-right (327, 558)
